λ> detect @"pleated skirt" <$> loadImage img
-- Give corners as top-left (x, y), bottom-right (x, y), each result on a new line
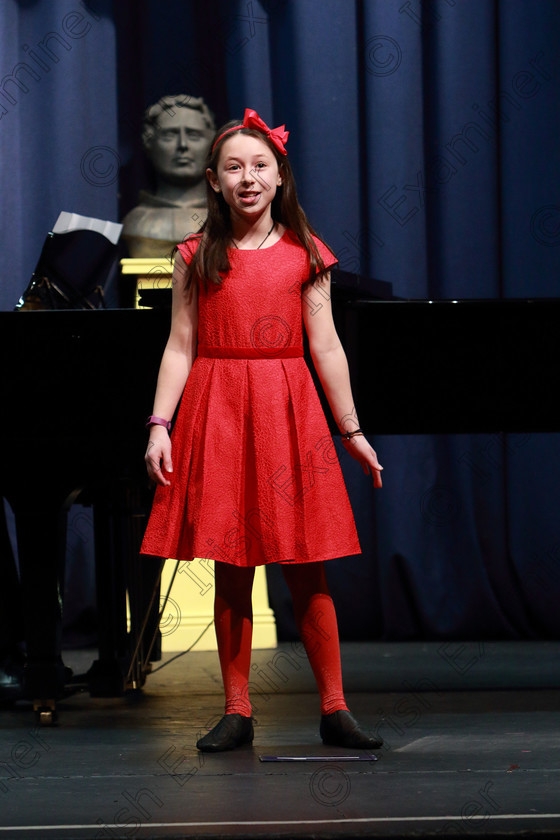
top-left (140, 354), bottom-right (361, 566)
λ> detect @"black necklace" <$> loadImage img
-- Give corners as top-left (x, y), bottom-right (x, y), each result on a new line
top-left (232, 222), bottom-right (275, 250)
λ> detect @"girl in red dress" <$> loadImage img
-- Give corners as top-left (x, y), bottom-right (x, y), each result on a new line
top-left (141, 109), bottom-right (384, 752)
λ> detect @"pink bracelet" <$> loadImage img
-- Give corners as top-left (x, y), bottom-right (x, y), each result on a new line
top-left (145, 415), bottom-right (172, 432)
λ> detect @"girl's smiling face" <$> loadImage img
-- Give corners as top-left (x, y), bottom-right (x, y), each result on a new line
top-left (207, 133), bottom-right (283, 219)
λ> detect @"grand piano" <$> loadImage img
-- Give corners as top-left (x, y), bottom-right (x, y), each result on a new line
top-left (1, 283), bottom-right (559, 722)
top-left (0, 307), bottom-right (170, 721)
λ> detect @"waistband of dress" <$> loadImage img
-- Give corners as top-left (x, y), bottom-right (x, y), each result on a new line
top-left (197, 345), bottom-right (304, 360)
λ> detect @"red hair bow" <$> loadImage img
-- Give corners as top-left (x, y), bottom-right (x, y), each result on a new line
top-left (212, 108), bottom-right (289, 155)
top-left (242, 108), bottom-right (289, 155)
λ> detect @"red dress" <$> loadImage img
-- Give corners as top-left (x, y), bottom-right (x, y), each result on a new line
top-left (140, 230), bottom-right (361, 567)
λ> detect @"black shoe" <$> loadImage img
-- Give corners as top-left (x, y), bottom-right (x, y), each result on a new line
top-left (320, 710), bottom-right (383, 749)
top-left (196, 714), bottom-right (254, 752)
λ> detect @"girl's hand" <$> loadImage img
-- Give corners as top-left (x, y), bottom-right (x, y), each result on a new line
top-left (341, 434), bottom-right (383, 488)
top-left (145, 426), bottom-right (173, 487)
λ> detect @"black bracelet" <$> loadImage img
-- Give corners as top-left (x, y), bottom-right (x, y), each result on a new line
top-left (341, 428), bottom-right (364, 440)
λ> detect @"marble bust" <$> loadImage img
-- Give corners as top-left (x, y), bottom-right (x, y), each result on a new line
top-left (122, 95), bottom-right (215, 257)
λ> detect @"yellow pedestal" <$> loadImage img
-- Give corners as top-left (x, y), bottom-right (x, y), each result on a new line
top-left (120, 258), bottom-right (278, 653)
top-left (159, 559), bottom-right (277, 652)
top-left (120, 256), bottom-right (174, 307)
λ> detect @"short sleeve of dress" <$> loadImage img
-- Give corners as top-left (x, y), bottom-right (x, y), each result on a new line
top-left (312, 235), bottom-right (338, 273)
top-left (176, 235), bottom-right (202, 265)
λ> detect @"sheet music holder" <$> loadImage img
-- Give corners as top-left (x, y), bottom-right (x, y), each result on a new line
top-left (16, 212), bottom-right (123, 310)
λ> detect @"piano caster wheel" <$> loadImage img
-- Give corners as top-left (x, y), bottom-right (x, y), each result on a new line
top-left (33, 699), bottom-right (57, 726)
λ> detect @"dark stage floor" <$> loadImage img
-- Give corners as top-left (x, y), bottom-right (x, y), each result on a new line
top-left (1, 641), bottom-right (559, 840)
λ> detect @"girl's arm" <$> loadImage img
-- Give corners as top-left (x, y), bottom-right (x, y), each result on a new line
top-left (145, 252), bottom-right (198, 486)
top-left (302, 273), bottom-right (383, 488)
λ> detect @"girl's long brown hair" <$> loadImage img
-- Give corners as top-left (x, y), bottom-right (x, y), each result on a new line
top-left (180, 120), bottom-right (333, 292)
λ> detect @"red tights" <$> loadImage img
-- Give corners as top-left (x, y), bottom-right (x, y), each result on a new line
top-left (213, 561), bottom-right (348, 716)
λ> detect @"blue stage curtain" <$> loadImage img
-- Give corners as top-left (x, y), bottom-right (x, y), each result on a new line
top-left (0, 0), bottom-right (118, 311)
top-left (2, 0), bottom-right (559, 640)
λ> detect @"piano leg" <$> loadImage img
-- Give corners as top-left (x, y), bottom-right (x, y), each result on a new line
top-left (15, 500), bottom-right (68, 724)
top-left (9, 483), bottom-right (162, 718)
top-left (88, 488), bottom-right (130, 696)
top-left (88, 483), bottom-right (161, 696)
top-left (0, 499), bottom-right (25, 703)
